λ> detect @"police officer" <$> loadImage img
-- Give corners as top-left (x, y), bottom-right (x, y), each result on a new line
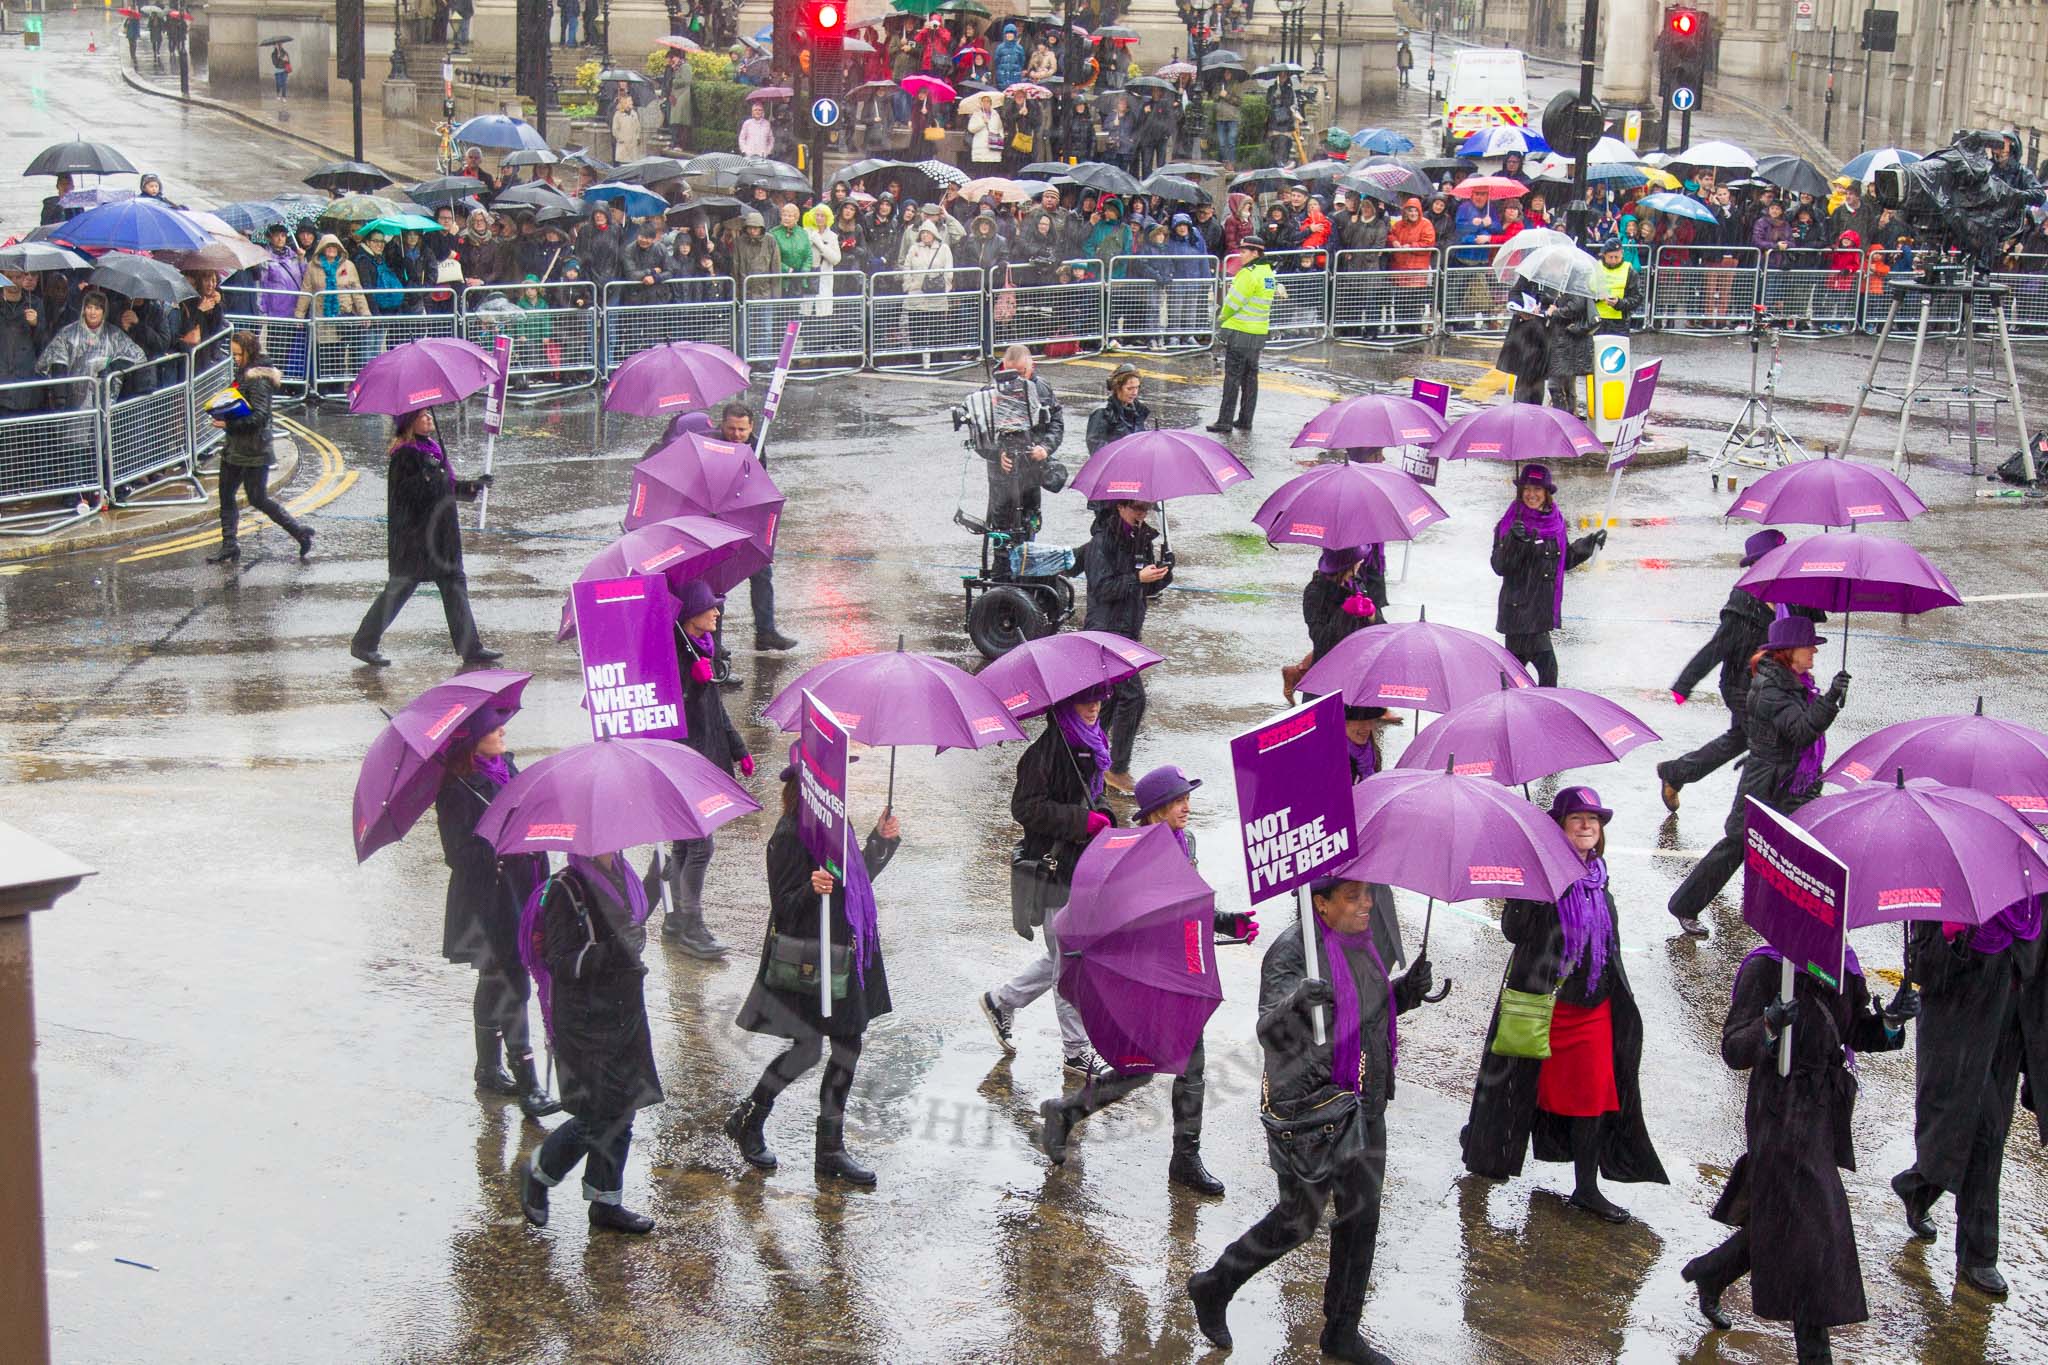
top-left (1207, 237), bottom-right (1286, 434)
top-left (1594, 237), bottom-right (1643, 336)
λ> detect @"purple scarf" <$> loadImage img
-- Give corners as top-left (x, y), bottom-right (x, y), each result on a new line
top-left (571, 852), bottom-right (650, 926)
top-left (409, 434), bottom-right (455, 484)
top-left (1316, 917), bottom-right (1397, 1093)
top-left (1494, 499), bottom-right (1570, 624)
top-left (1788, 671), bottom-right (1827, 795)
top-left (1348, 735), bottom-right (1380, 778)
top-left (474, 750), bottom-right (512, 788)
top-left (1966, 896), bottom-right (2045, 956)
top-left (841, 837), bottom-right (882, 986)
top-left (1170, 825), bottom-right (1192, 861)
top-left (1053, 703), bottom-right (1110, 801)
top-left (684, 630), bottom-right (715, 660)
top-left (1556, 854), bottom-right (1613, 992)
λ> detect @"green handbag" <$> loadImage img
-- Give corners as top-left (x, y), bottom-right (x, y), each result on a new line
top-left (1490, 967), bottom-right (1559, 1060)
top-left (763, 932), bottom-right (850, 1001)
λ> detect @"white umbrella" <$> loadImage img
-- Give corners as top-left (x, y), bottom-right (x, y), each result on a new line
top-left (1510, 243), bottom-right (1606, 300)
top-left (1490, 227), bottom-right (1576, 284)
top-left (1585, 137), bottom-right (1640, 165)
top-left (1674, 140), bottom-right (1758, 171)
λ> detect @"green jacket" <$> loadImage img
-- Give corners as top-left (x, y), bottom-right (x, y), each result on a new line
top-left (1218, 260), bottom-right (1284, 335)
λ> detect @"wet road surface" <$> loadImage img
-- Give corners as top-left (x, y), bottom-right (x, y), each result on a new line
top-left (6, 21), bottom-right (2048, 1365)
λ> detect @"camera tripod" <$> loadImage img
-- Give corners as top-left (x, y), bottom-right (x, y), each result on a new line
top-left (1840, 274), bottom-right (2037, 482)
top-left (1709, 309), bottom-right (1807, 478)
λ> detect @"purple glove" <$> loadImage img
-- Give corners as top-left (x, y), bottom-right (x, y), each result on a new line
top-left (1085, 810), bottom-right (1112, 837)
top-left (739, 754), bottom-right (755, 777)
top-left (1341, 593), bottom-right (1375, 619)
top-left (691, 657), bottom-right (716, 684)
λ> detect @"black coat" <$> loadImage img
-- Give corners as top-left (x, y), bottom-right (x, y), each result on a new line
top-left (735, 814), bottom-right (899, 1039)
top-left (674, 628), bottom-right (746, 773)
top-left (1012, 723), bottom-right (1114, 880)
top-left (1906, 926), bottom-right (2048, 1189)
top-left (1256, 919), bottom-right (1429, 1129)
top-left (1544, 294), bottom-right (1599, 382)
top-left (384, 439), bottom-right (481, 579)
top-left (1084, 395), bottom-right (1150, 454)
top-left (1082, 518), bottom-right (1171, 640)
top-left (540, 862), bottom-right (663, 1117)
top-left (1460, 888), bottom-right (1667, 1183)
top-left (220, 365), bottom-right (281, 467)
top-left (0, 292), bottom-right (52, 407)
top-left (1739, 658), bottom-right (1841, 811)
top-left (435, 760), bottom-right (548, 969)
top-left (1303, 569), bottom-right (1374, 664)
top-left (1673, 587), bottom-right (1826, 712)
top-left (1709, 954), bottom-right (1903, 1326)
top-left (1496, 308), bottom-right (1549, 386)
top-left (1490, 517), bottom-right (1597, 638)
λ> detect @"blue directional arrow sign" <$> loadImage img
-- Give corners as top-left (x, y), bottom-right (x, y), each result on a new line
top-left (1671, 86), bottom-right (1696, 111)
top-left (811, 97), bottom-right (841, 128)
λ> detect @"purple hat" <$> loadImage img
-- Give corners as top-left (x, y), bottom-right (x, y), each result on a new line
top-left (1740, 528), bottom-right (1786, 567)
top-left (1134, 764), bottom-right (1202, 817)
top-left (676, 578), bottom-right (724, 620)
top-left (1513, 462), bottom-right (1556, 491)
top-left (1549, 785), bottom-right (1613, 824)
top-left (776, 739), bottom-right (859, 783)
top-left (1763, 611), bottom-right (1827, 651)
top-left (454, 703), bottom-right (515, 741)
top-left (1317, 545), bottom-right (1367, 575)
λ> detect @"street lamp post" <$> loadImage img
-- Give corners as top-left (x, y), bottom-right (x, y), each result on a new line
top-left (391, 0), bottom-right (411, 81)
top-left (1312, 0), bottom-right (1327, 75)
top-left (1565, 0), bottom-right (1601, 243)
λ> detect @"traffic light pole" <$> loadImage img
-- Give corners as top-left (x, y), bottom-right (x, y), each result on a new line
top-left (1566, 0), bottom-right (1600, 243)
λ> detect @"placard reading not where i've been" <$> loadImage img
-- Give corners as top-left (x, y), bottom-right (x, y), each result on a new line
top-left (571, 575), bottom-right (687, 743)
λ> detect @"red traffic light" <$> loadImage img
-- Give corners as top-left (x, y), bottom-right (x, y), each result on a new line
top-left (1669, 9), bottom-right (1697, 35)
top-left (816, 1), bottom-right (842, 31)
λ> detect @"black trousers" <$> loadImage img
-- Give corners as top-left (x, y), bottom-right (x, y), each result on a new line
top-left (535, 1113), bottom-right (634, 1201)
top-left (748, 564), bottom-right (778, 637)
top-left (1100, 670), bottom-right (1146, 775)
top-left (1507, 634), bottom-right (1559, 687)
top-left (218, 462), bottom-right (304, 544)
top-left (1052, 1039), bottom-right (1207, 1140)
top-left (985, 460), bottom-right (1042, 539)
top-left (1204, 1114), bottom-right (1387, 1332)
top-left (1661, 703), bottom-right (1748, 789)
top-left (1896, 1013), bottom-right (2025, 1270)
top-left (1217, 330), bottom-right (1264, 426)
top-left (1670, 787), bottom-right (1812, 922)
top-left (1684, 1231), bottom-right (1833, 1360)
top-left (352, 572), bottom-right (483, 658)
top-left (473, 968), bottom-right (531, 1055)
top-left (753, 1032), bottom-right (863, 1125)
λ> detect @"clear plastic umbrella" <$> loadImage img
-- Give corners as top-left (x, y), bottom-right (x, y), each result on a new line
top-left (1509, 243), bottom-right (1606, 300)
top-left (1489, 227), bottom-right (1576, 283)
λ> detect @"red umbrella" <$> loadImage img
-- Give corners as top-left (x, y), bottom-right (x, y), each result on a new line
top-left (902, 74), bottom-right (959, 102)
top-left (1450, 176), bottom-right (1530, 199)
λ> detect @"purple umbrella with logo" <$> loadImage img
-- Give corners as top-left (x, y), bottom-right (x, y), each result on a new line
top-left (975, 629), bottom-right (1162, 721)
top-left (603, 341), bottom-right (752, 416)
top-left (1826, 697), bottom-right (2048, 826)
top-left (1396, 676), bottom-right (1660, 785)
top-left (1434, 403), bottom-right (1605, 463)
top-left (1725, 455), bottom-right (1926, 528)
top-left (1253, 461), bottom-right (1448, 549)
top-left (353, 669), bottom-right (532, 861)
top-left (1292, 394), bottom-right (1448, 452)
top-left (1052, 822), bottom-right (1222, 1075)
top-left (1069, 428), bottom-right (1252, 501)
top-left (556, 515), bottom-right (765, 640)
top-left (477, 737), bottom-right (763, 856)
top-left (1298, 607), bottom-right (1532, 714)
top-left (624, 433), bottom-right (785, 552)
top-left (347, 336), bottom-right (500, 414)
top-left (1792, 773), bottom-right (2048, 931)
top-left (1736, 531), bottom-right (1962, 665)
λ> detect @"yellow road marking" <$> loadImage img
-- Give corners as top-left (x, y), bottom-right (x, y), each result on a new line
top-left (119, 417), bottom-right (356, 564)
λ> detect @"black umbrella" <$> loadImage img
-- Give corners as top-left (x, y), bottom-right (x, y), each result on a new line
top-left (1252, 61), bottom-right (1305, 78)
top-left (1125, 76), bottom-right (1174, 93)
top-left (595, 70), bottom-right (658, 99)
top-left (1018, 161), bottom-right (1076, 178)
top-left (1344, 179), bottom-right (1406, 209)
top-left (1754, 154), bottom-right (1833, 200)
top-left (304, 161), bottom-right (393, 194)
top-left (1410, 157), bottom-right (1478, 177)
top-left (559, 149), bottom-right (614, 173)
top-left (1229, 167), bottom-right (1302, 195)
top-left (1059, 162), bottom-right (1143, 195)
top-left (0, 241), bottom-right (93, 274)
top-left (25, 139), bottom-right (138, 177)
top-left (501, 148), bottom-right (563, 168)
top-left (667, 195), bottom-right (744, 219)
top-left (830, 157), bottom-right (912, 187)
top-left (1154, 161), bottom-right (1224, 178)
top-left (407, 176), bottom-right (487, 208)
top-left (611, 156), bottom-right (691, 185)
top-left (258, 36), bottom-right (292, 46)
top-left (491, 182), bottom-right (578, 213)
top-left (1201, 49), bottom-right (1245, 72)
top-left (1139, 173), bottom-right (1210, 205)
top-left (1292, 159), bottom-right (1351, 183)
top-left (682, 152), bottom-right (752, 184)
top-left (90, 254), bottom-right (195, 304)
top-left (734, 162), bottom-right (810, 194)
top-left (533, 201), bottom-right (589, 225)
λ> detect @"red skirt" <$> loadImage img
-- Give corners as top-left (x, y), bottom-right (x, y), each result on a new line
top-left (1536, 997), bottom-right (1620, 1118)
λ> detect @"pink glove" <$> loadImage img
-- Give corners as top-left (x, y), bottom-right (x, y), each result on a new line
top-left (1085, 810), bottom-right (1112, 837)
top-left (691, 657), bottom-right (716, 684)
top-left (1238, 913), bottom-right (1261, 944)
top-left (1670, 690), bottom-right (1688, 706)
top-left (1340, 593), bottom-right (1376, 619)
top-left (739, 754), bottom-right (755, 777)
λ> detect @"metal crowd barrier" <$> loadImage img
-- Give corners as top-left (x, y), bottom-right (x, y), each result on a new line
top-left (105, 352), bottom-right (206, 509)
top-left (309, 285), bottom-right (461, 398)
top-left (189, 349), bottom-right (236, 463)
top-left (1439, 246), bottom-right (1512, 336)
top-left (742, 270), bottom-right (869, 374)
top-left (1647, 246), bottom-right (1761, 333)
top-left (1105, 254), bottom-right (1218, 354)
top-left (1330, 248), bottom-right (1439, 347)
top-left (0, 375), bottom-right (106, 537)
top-left (464, 281), bottom-right (600, 395)
top-left (226, 289), bottom-right (315, 399)
top-left (1991, 256), bottom-right (2048, 335)
top-left (1259, 249), bottom-right (1331, 350)
top-left (989, 268), bottom-right (1107, 360)
top-left (602, 276), bottom-right (738, 370)
top-left (868, 267), bottom-right (984, 374)
top-left (1761, 266), bottom-right (1863, 333)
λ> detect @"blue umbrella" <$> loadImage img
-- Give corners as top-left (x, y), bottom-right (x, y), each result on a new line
top-left (1841, 147), bottom-right (1921, 182)
top-left (580, 181), bottom-right (670, 217)
top-left (451, 115), bottom-right (550, 152)
top-left (1351, 127), bottom-right (1415, 155)
top-left (57, 196), bottom-right (211, 251)
top-left (1639, 191), bottom-right (1717, 224)
top-left (216, 199), bottom-right (286, 233)
top-left (1459, 126), bottom-right (1549, 158)
top-left (1585, 163), bottom-right (1649, 188)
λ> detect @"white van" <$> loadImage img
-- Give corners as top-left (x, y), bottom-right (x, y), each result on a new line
top-left (1440, 48), bottom-right (1530, 152)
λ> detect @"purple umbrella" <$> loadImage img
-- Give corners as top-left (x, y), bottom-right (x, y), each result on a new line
top-left (477, 737), bottom-right (763, 856)
top-left (1344, 768), bottom-right (1587, 903)
top-left (1793, 773), bottom-right (2048, 930)
top-left (1068, 428), bottom-right (1252, 502)
top-left (57, 197), bottom-right (211, 252)
top-left (974, 629), bottom-right (1163, 721)
top-left (352, 670), bottom-right (532, 862)
top-left (1736, 531), bottom-right (1962, 665)
top-left (1396, 679), bottom-right (1660, 785)
top-left (1298, 608), bottom-right (1532, 713)
top-left (1726, 456), bottom-right (1926, 528)
top-left (556, 515), bottom-right (765, 640)
top-left (1253, 461), bottom-right (1449, 549)
top-left (762, 646), bottom-right (1026, 748)
top-left (1434, 403), bottom-right (1605, 463)
top-left (348, 336), bottom-right (500, 415)
top-left (1826, 697), bottom-right (2048, 826)
top-left (624, 433), bottom-right (785, 553)
top-left (603, 341), bottom-right (752, 416)
top-left (1292, 394), bottom-right (1448, 451)
top-left (1052, 823), bottom-right (1222, 1075)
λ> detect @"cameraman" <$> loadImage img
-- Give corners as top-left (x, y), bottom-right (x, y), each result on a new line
top-left (1083, 499), bottom-right (1172, 793)
top-left (970, 343), bottom-right (1066, 541)
top-left (1989, 132), bottom-right (2043, 201)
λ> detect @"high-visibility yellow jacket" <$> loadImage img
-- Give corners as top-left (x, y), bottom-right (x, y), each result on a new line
top-left (1219, 260), bottom-right (1286, 335)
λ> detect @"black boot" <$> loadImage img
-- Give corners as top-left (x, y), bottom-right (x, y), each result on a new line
top-left (205, 540), bottom-right (240, 565)
top-left (1038, 1097), bottom-right (1073, 1165)
top-left (1168, 1137), bottom-right (1226, 1196)
top-left (1891, 1169), bottom-right (1938, 1240)
top-left (518, 1157), bottom-right (549, 1227)
top-left (1681, 1264), bottom-right (1731, 1330)
top-left (1792, 1322), bottom-right (1833, 1363)
top-left (671, 909), bottom-right (729, 960)
top-left (814, 1116), bottom-right (876, 1186)
top-left (1318, 1321), bottom-right (1393, 1365)
top-left (509, 1052), bottom-right (562, 1119)
top-left (473, 1029), bottom-right (518, 1096)
top-left (1187, 1268), bottom-right (1234, 1348)
top-left (726, 1097), bottom-right (777, 1171)
top-left (588, 1201), bottom-right (656, 1234)
top-left (294, 525), bottom-right (316, 560)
